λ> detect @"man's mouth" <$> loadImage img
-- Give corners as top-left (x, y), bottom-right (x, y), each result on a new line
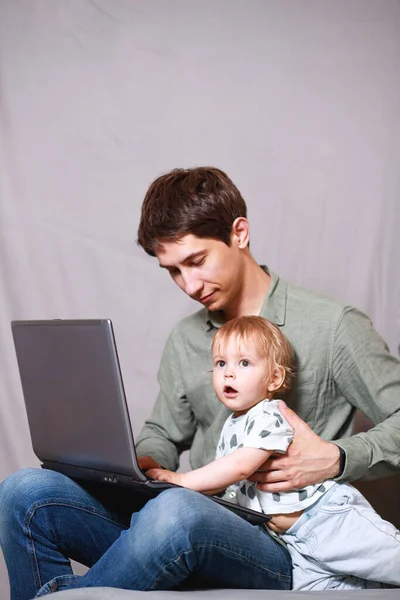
top-left (223, 385), bottom-right (238, 398)
top-left (199, 292), bottom-right (215, 304)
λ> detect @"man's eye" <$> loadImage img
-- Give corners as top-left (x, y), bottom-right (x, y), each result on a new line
top-left (240, 360), bottom-right (251, 367)
top-left (193, 257), bottom-right (205, 267)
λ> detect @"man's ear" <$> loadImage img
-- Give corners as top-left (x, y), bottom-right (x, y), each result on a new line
top-left (231, 217), bottom-right (250, 249)
top-left (267, 365), bottom-right (286, 393)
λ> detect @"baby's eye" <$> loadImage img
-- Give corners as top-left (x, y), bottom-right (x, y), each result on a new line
top-left (240, 359), bottom-right (251, 367)
top-left (215, 360), bottom-right (225, 368)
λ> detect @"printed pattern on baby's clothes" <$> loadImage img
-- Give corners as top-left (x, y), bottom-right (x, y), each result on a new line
top-left (216, 399), bottom-right (335, 514)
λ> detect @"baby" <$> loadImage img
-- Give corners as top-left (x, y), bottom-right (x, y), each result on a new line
top-left (148, 315), bottom-right (400, 590)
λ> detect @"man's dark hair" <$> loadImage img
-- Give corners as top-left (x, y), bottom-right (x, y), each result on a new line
top-left (137, 166), bottom-right (247, 256)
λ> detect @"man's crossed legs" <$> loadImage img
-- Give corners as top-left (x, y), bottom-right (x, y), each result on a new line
top-left (0, 469), bottom-right (291, 599)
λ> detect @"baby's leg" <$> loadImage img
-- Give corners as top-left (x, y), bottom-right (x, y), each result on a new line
top-left (281, 483), bottom-right (399, 590)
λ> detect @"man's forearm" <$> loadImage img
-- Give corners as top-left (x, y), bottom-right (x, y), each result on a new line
top-left (136, 425), bottom-right (180, 471)
top-left (333, 308), bottom-right (400, 481)
top-left (137, 328), bottom-right (198, 472)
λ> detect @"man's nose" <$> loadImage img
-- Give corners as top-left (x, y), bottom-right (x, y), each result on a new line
top-left (182, 272), bottom-right (202, 296)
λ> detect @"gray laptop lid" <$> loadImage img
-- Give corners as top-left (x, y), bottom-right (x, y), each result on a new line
top-left (11, 319), bottom-right (145, 479)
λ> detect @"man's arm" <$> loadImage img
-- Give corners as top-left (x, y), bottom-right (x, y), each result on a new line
top-left (136, 330), bottom-right (196, 471)
top-left (250, 308), bottom-right (400, 491)
top-left (147, 447), bottom-right (271, 493)
top-left (330, 307), bottom-right (400, 481)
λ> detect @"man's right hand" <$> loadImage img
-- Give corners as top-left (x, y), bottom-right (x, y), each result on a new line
top-left (247, 401), bottom-right (341, 491)
top-left (137, 456), bottom-right (162, 472)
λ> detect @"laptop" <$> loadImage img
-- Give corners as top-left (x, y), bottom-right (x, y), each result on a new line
top-left (11, 319), bottom-right (270, 526)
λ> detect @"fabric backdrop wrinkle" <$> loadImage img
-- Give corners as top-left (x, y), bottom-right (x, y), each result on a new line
top-left (0, 0), bottom-right (400, 595)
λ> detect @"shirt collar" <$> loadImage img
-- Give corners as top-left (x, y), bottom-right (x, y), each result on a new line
top-left (205, 266), bottom-right (287, 331)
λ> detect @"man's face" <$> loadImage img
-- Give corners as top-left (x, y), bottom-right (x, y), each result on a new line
top-left (212, 335), bottom-right (270, 416)
top-left (155, 234), bottom-right (244, 312)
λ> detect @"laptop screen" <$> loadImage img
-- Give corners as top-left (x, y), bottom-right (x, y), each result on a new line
top-left (12, 319), bottom-right (141, 477)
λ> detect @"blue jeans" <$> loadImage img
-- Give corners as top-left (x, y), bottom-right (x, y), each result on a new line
top-left (0, 469), bottom-right (292, 599)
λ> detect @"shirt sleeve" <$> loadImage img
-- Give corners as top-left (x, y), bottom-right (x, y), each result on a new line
top-left (136, 329), bottom-right (197, 471)
top-left (240, 402), bottom-right (294, 454)
top-left (332, 307), bottom-right (400, 481)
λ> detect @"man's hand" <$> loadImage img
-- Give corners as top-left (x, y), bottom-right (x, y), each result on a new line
top-left (146, 468), bottom-right (183, 486)
top-left (247, 401), bottom-right (341, 492)
top-left (137, 456), bottom-right (162, 472)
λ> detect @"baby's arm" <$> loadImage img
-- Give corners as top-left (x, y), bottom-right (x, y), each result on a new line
top-left (147, 447), bottom-right (272, 494)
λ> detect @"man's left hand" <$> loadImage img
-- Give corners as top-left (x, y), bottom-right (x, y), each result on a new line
top-left (247, 401), bottom-right (341, 492)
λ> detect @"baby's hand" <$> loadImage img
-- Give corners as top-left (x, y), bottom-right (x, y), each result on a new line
top-left (146, 468), bottom-right (183, 486)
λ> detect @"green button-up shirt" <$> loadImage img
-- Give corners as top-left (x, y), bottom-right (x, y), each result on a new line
top-left (137, 268), bottom-right (400, 482)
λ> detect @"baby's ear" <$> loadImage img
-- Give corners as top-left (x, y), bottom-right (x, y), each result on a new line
top-left (267, 365), bottom-right (285, 392)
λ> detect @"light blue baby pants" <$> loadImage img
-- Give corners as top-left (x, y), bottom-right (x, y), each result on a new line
top-left (280, 482), bottom-right (399, 590)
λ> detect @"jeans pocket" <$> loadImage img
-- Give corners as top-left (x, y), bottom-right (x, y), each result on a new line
top-left (35, 574), bottom-right (80, 597)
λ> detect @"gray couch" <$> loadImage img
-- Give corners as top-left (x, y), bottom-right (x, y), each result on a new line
top-left (48, 589), bottom-right (400, 599)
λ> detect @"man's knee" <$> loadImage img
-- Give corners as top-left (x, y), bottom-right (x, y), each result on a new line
top-left (0, 468), bottom-right (71, 523)
top-left (149, 487), bottom-right (212, 518)
top-left (119, 489), bottom-right (214, 568)
top-left (137, 488), bottom-right (221, 543)
top-left (0, 468), bottom-right (41, 508)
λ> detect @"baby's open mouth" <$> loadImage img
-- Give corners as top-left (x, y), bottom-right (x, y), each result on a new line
top-left (224, 385), bottom-right (238, 394)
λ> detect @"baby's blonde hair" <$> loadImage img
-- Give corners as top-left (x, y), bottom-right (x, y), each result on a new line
top-left (212, 315), bottom-right (295, 398)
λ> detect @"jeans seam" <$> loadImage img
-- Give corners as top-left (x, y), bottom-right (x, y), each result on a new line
top-left (23, 498), bottom-right (125, 590)
top-left (319, 505), bottom-right (353, 514)
top-left (295, 524), bottom-right (318, 556)
top-left (320, 504), bottom-right (400, 543)
top-left (149, 542), bottom-right (291, 589)
top-left (36, 573), bottom-right (80, 597)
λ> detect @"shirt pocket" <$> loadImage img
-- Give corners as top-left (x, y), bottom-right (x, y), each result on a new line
top-left (288, 368), bottom-right (318, 426)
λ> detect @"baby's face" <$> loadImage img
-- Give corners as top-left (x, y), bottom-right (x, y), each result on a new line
top-left (212, 336), bottom-right (270, 416)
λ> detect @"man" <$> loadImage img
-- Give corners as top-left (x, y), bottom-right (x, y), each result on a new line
top-left (1, 167), bottom-right (399, 599)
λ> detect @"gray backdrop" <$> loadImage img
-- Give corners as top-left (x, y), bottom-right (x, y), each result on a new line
top-left (1, 0), bottom-right (399, 596)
